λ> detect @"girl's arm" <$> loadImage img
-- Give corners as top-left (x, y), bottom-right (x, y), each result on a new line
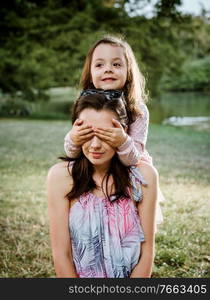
top-left (47, 162), bottom-right (78, 277)
top-left (64, 119), bottom-right (94, 158)
top-left (130, 162), bottom-right (158, 278)
top-left (64, 131), bottom-right (82, 158)
top-left (117, 104), bottom-right (152, 166)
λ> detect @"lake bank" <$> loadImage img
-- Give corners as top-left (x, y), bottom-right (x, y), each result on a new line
top-left (149, 91), bottom-right (210, 131)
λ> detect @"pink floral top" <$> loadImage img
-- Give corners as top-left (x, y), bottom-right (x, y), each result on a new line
top-left (69, 165), bottom-right (146, 278)
top-left (64, 104), bottom-right (153, 166)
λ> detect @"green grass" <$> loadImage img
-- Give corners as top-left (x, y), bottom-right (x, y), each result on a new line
top-left (0, 119), bottom-right (209, 278)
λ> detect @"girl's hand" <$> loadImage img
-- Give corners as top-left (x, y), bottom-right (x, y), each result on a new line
top-left (93, 119), bottom-right (127, 148)
top-left (70, 119), bottom-right (94, 146)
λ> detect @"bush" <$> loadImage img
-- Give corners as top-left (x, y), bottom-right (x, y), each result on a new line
top-left (0, 98), bottom-right (33, 117)
top-left (161, 56), bottom-right (210, 92)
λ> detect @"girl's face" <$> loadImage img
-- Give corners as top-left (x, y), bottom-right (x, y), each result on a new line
top-left (90, 43), bottom-right (127, 90)
top-left (79, 108), bottom-right (117, 170)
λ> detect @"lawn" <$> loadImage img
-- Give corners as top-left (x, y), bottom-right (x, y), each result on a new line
top-left (0, 119), bottom-right (209, 277)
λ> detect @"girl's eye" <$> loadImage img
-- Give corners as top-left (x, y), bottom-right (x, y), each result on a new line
top-left (113, 63), bottom-right (121, 67)
top-left (96, 63), bottom-right (103, 67)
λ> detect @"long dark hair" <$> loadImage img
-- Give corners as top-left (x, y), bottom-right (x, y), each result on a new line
top-left (63, 92), bottom-right (132, 202)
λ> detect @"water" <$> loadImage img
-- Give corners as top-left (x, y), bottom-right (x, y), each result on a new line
top-left (149, 91), bottom-right (210, 131)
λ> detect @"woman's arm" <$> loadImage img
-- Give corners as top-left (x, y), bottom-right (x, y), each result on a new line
top-left (130, 162), bottom-right (158, 278)
top-left (117, 104), bottom-right (152, 166)
top-left (47, 162), bottom-right (78, 277)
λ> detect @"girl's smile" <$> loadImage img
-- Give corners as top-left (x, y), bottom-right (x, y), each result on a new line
top-left (102, 77), bottom-right (117, 82)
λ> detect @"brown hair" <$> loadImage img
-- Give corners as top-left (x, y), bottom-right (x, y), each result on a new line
top-left (63, 93), bottom-right (131, 202)
top-left (79, 34), bottom-right (148, 121)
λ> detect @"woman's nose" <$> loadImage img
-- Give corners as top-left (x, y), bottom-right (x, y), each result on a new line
top-left (90, 136), bottom-right (102, 149)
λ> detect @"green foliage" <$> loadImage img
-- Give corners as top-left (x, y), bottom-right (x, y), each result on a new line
top-left (161, 56), bottom-right (210, 92)
top-left (0, 41), bottom-right (54, 101)
top-left (0, 0), bottom-right (210, 104)
top-left (0, 97), bottom-right (33, 117)
top-left (29, 87), bottom-right (77, 120)
top-left (124, 16), bottom-right (187, 97)
top-left (155, 0), bottom-right (182, 19)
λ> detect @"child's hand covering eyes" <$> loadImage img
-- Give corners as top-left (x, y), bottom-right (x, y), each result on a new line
top-left (70, 119), bottom-right (94, 146)
top-left (93, 118), bottom-right (127, 148)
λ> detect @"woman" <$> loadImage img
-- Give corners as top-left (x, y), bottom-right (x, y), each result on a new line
top-left (47, 91), bottom-right (158, 278)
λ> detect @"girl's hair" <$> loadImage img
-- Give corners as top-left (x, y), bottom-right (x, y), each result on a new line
top-left (63, 93), bottom-right (131, 202)
top-left (80, 34), bottom-right (148, 121)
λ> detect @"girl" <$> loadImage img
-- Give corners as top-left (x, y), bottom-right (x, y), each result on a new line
top-left (64, 34), bottom-right (163, 225)
top-left (47, 93), bottom-right (158, 278)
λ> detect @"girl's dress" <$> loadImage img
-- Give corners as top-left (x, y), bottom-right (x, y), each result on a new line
top-left (65, 104), bottom-right (164, 225)
top-left (69, 166), bottom-right (146, 278)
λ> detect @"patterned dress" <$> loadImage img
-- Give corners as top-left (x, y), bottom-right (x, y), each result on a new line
top-left (69, 166), bottom-right (147, 278)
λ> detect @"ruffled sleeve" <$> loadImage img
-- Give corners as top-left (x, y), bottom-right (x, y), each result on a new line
top-left (64, 131), bottom-right (82, 158)
top-left (117, 104), bottom-right (152, 166)
top-left (129, 166), bottom-right (147, 202)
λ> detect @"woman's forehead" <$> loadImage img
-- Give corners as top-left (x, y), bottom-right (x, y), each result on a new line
top-left (79, 108), bottom-right (117, 127)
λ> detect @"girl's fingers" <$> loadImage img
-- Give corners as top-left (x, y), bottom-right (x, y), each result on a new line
top-left (77, 124), bottom-right (92, 132)
top-left (80, 132), bottom-right (95, 141)
top-left (94, 127), bottom-right (113, 133)
top-left (94, 128), bottom-right (113, 136)
top-left (78, 127), bottom-right (94, 136)
top-left (112, 118), bottom-right (122, 128)
top-left (94, 132), bottom-right (113, 142)
top-left (74, 119), bottom-right (83, 126)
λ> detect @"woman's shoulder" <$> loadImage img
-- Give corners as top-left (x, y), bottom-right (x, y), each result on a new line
top-left (48, 161), bottom-right (69, 175)
top-left (47, 161), bottom-right (73, 187)
top-left (135, 162), bottom-right (158, 185)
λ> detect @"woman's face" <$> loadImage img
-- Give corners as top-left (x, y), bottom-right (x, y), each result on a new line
top-left (79, 108), bottom-right (117, 170)
top-left (90, 43), bottom-right (127, 90)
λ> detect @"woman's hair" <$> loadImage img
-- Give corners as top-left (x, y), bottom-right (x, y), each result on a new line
top-left (63, 92), bottom-right (131, 202)
top-left (79, 34), bottom-right (148, 120)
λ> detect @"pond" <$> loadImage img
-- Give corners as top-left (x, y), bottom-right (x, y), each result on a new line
top-left (148, 91), bottom-right (210, 131)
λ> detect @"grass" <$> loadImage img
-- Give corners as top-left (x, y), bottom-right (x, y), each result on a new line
top-left (0, 119), bottom-right (209, 278)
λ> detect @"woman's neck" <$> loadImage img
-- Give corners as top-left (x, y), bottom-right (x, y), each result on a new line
top-left (92, 171), bottom-right (114, 197)
top-left (93, 163), bottom-right (111, 188)
top-left (93, 162), bottom-right (110, 178)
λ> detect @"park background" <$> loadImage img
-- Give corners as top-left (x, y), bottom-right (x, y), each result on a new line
top-left (0, 0), bottom-right (210, 277)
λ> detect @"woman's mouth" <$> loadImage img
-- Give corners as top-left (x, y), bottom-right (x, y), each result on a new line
top-left (90, 152), bottom-right (104, 159)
